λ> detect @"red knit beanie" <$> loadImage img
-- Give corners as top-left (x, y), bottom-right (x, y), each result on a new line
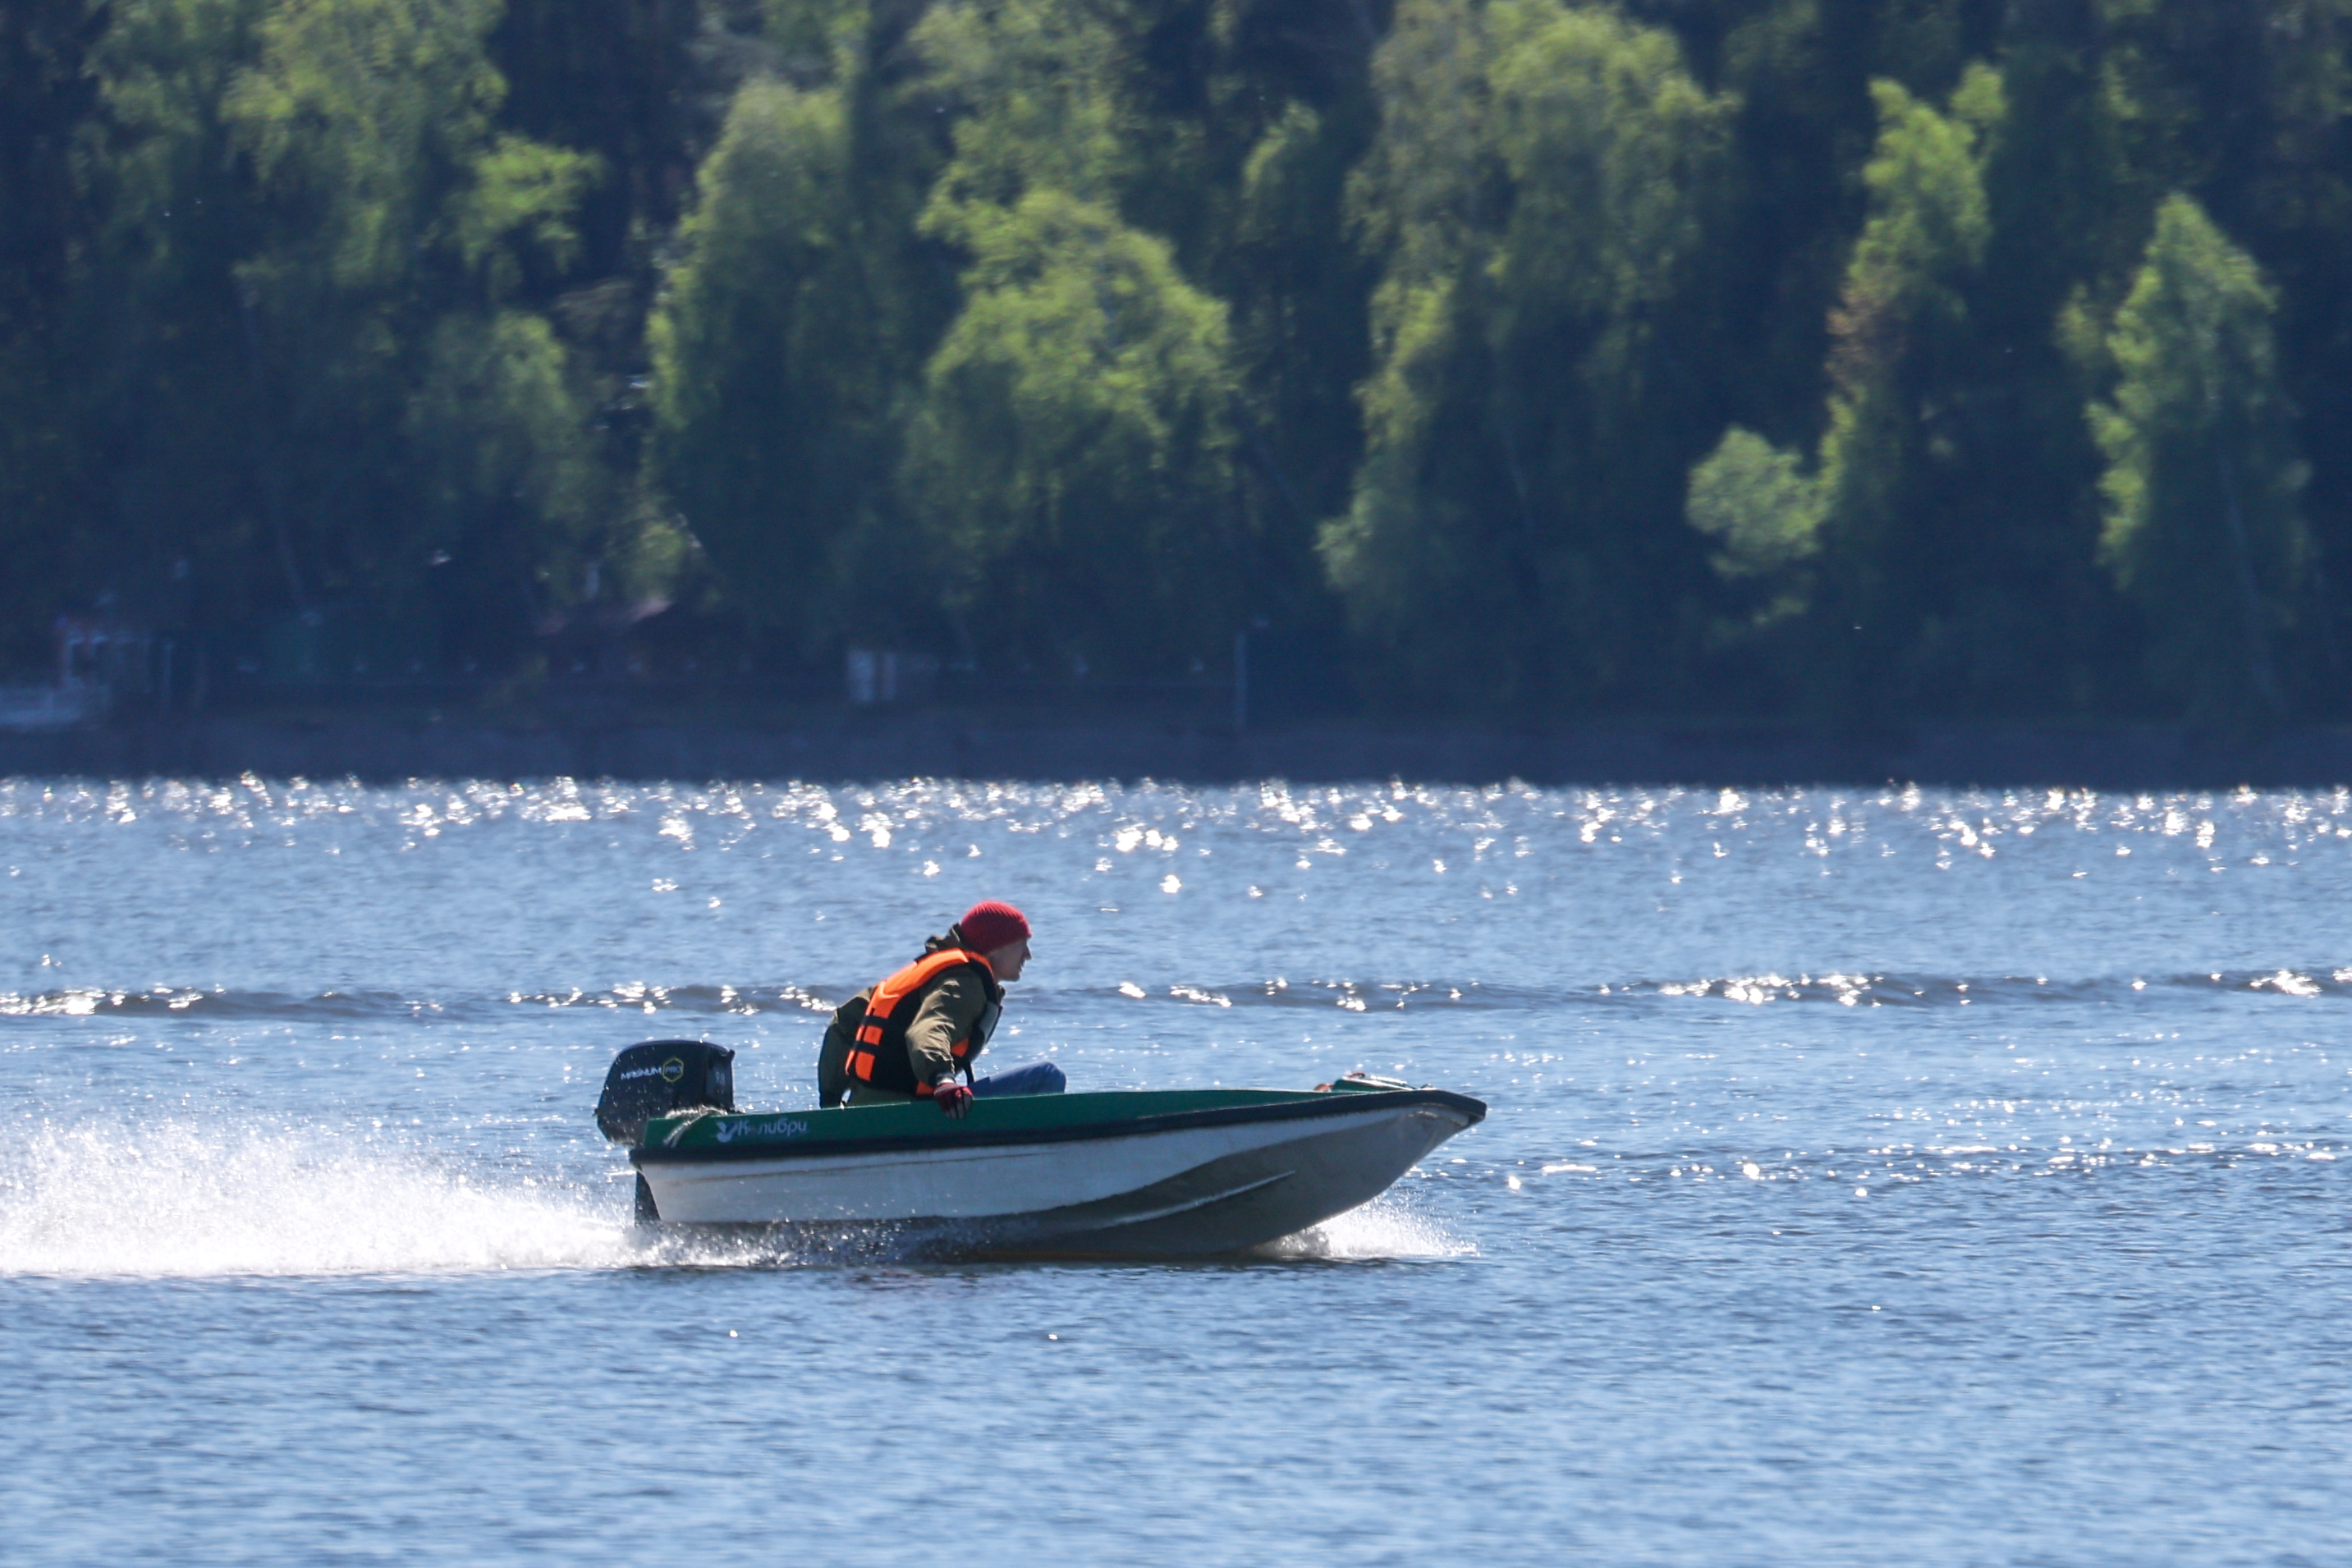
top-left (959, 900), bottom-right (1031, 954)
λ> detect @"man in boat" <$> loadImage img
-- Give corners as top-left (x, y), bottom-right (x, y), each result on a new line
top-left (818, 900), bottom-right (1066, 1116)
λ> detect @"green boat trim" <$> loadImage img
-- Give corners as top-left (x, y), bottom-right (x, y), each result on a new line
top-left (632, 1087), bottom-right (1487, 1167)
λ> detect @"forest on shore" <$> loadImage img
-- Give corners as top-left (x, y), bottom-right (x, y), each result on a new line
top-left (5, 0), bottom-right (2351, 722)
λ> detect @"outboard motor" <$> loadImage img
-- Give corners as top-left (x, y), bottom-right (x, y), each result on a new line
top-left (597, 1039), bottom-right (736, 1144)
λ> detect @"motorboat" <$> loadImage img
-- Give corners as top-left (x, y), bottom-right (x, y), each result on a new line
top-left (594, 1041), bottom-right (1486, 1257)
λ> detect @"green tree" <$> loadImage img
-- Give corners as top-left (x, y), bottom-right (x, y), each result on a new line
top-left (1685, 426), bottom-right (1825, 626)
top-left (1809, 69), bottom-right (2001, 653)
top-left (1671, 0), bottom-right (1998, 530)
top-left (1156, 4), bottom-right (1388, 634)
top-left (1685, 65), bottom-right (2001, 710)
top-left (646, 71), bottom-right (896, 640)
top-left (74, 0), bottom-right (623, 667)
top-left (407, 308), bottom-right (612, 613)
top-left (640, 2), bottom-right (967, 661)
top-left (899, 189), bottom-right (1239, 671)
top-left (1324, 0), bottom-right (1730, 707)
top-left (78, 0), bottom-right (290, 634)
top-left (912, 0), bottom-right (1131, 229)
top-left (897, 0), bottom-right (1241, 673)
top-left (487, 0), bottom-right (702, 285)
top-left (2091, 193), bottom-right (2308, 718)
top-left (225, 0), bottom-right (592, 300)
top-left (2082, 0), bottom-right (2352, 696)
top-left (222, 0), bottom-right (604, 605)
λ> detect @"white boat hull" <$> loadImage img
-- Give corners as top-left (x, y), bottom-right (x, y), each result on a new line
top-left (635, 1095), bottom-right (1479, 1255)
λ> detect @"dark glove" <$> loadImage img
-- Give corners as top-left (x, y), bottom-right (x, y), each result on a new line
top-left (933, 1081), bottom-right (974, 1118)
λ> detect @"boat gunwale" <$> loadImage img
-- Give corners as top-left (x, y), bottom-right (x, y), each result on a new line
top-left (630, 1088), bottom-right (1487, 1167)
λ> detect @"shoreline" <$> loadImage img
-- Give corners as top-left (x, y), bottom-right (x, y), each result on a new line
top-left (3, 713), bottom-right (2351, 789)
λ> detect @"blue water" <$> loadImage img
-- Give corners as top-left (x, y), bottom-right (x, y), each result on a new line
top-left (3, 777), bottom-right (2349, 1564)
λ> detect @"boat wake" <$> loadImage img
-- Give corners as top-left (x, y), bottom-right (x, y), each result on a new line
top-left (0, 1121), bottom-right (635, 1278)
top-left (1259, 1193), bottom-right (1477, 1261)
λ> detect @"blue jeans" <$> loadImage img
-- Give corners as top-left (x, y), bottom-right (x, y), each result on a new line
top-left (969, 1060), bottom-right (1066, 1098)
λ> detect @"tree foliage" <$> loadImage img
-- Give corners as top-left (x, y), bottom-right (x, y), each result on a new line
top-left (2092, 193), bottom-right (2308, 718)
top-left (646, 74), bottom-right (882, 636)
top-left (901, 189), bottom-right (1238, 671)
top-left (4, 0), bottom-right (2352, 722)
top-left (54, 0), bottom-right (658, 671)
top-left (1686, 429), bottom-right (1824, 589)
top-left (1324, 0), bottom-right (1731, 706)
top-left (892, 0), bottom-right (1240, 672)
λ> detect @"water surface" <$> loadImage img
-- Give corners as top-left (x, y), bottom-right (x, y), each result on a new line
top-left (4, 777), bottom-right (2348, 1564)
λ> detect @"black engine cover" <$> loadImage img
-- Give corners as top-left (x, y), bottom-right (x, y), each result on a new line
top-left (596, 1039), bottom-right (736, 1144)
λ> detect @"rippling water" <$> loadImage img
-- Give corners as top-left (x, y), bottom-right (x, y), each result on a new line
top-left (4, 776), bottom-right (2349, 1564)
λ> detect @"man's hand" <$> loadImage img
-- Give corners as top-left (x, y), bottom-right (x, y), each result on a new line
top-left (933, 1081), bottom-right (974, 1118)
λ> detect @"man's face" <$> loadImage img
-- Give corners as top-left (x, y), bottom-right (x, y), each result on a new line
top-left (987, 937), bottom-right (1031, 981)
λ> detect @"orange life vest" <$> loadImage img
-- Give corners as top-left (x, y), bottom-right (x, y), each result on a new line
top-left (844, 947), bottom-right (1000, 1096)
